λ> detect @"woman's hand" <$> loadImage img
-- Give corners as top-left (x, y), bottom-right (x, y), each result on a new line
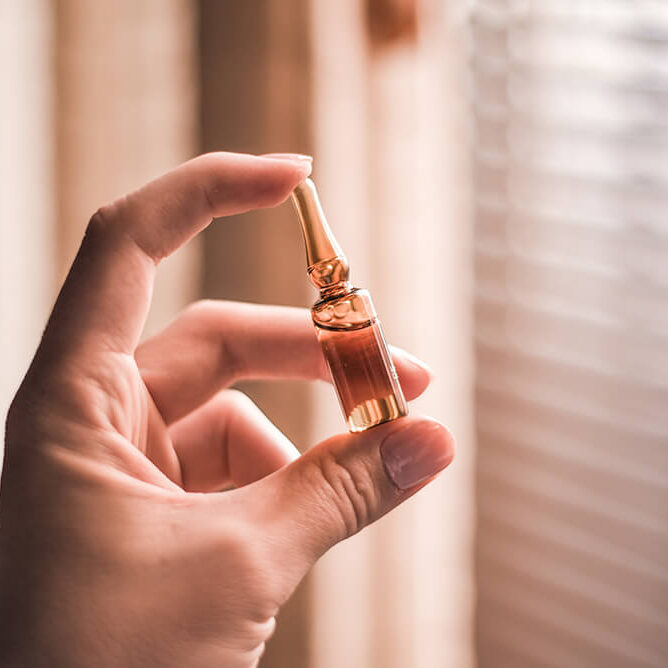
top-left (0, 153), bottom-right (454, 667)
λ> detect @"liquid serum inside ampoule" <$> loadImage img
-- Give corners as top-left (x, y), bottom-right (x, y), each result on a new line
top-left (291, 179), bottom-right (408, 432)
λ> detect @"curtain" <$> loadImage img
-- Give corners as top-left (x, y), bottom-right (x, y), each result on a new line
top-left (55, 0), bottom-right (199, 337)
top-left (472, 2), bottom-right (668, 666)
top-left (1, 1), bottom-right (475, 665)
top-left (307, 2), bottom-right (475, 667)
top-left (0, 0), bottom-right (55, 461)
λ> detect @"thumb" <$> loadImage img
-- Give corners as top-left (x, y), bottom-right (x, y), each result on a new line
top-left (257, 416), bottom-right (454, 569)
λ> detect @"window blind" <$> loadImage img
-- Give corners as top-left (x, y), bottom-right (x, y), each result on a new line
top-left (471, 2), bottom-right (668, 666)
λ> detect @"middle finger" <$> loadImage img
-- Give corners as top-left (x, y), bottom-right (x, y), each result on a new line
top-left (136, 300), bottom-right (433, 425)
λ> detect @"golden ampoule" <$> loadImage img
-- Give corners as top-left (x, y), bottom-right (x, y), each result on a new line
top-left (291, 179), bottom-right (408, 432)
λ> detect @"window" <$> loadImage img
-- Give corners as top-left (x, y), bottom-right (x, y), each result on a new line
top-left (472, 2), bottom-right (668, 665)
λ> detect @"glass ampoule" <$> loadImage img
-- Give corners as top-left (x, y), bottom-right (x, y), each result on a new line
top-left (291, 179), bottom-right (408, 432)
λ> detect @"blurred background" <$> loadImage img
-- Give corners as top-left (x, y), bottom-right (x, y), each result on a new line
top-left (1, 1), bottom-right (666, 666)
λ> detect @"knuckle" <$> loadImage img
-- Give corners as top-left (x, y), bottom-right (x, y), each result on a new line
top-left (220, 388), bottom-right (254, 410)
top-left (214, 526), bottom-right (260, 573)
top-left (182, 299), bottom-right (241, 327)
top-left (84, 201), bottom-right (145, 259)
top-left (311, 451), bottom-right (381, 540)
top-left (82, 208), bottom-right (111, 246)
top-left (88, 200), bottom-right (124, 234)
top-left (179, 299), bottom-right (223, 336)
top-left (87, 208), bottom-right (107, 233)
top-left (183, 298), bottom-right (219, 320)
top-left (89, 197), bottom-right (162, 263)
top-left (210, 524), bottom-right (279, 608)
top-left (221, 391), bottom-right (261, 438)
top-left (179, 300), bottom-right (245, 380)
top-left (215, 336), bottom-right (245, 383)
top-left (206, 389), bottom-right (254, 438)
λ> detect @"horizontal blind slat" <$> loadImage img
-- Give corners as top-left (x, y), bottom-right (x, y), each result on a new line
top-left (472, 2), bottom-right (668, 666)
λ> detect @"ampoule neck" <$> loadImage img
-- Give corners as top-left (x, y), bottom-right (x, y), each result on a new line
top-left (318, 280), bottom-right (353, 301)
top-left (292, 180), bottom-right (352, 291)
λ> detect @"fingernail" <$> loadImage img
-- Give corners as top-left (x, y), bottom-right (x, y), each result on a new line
top-left (263, 152), bottom-right (313, 162)
top-left (380, 420), bottom-right (453, 490)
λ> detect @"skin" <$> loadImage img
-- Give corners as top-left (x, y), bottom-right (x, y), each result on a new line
top-left (0, 152), bottom-right (454, 667)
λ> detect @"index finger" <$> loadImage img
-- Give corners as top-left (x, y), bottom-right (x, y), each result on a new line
top-left (41, 152), bottom-right (312, 359)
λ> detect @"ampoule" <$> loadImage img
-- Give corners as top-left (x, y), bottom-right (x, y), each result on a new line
top-left (291, 178), bottom-right (408, 432)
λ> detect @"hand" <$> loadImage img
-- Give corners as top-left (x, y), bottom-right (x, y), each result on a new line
top-left (0, 152), bottom-right (454, 667)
